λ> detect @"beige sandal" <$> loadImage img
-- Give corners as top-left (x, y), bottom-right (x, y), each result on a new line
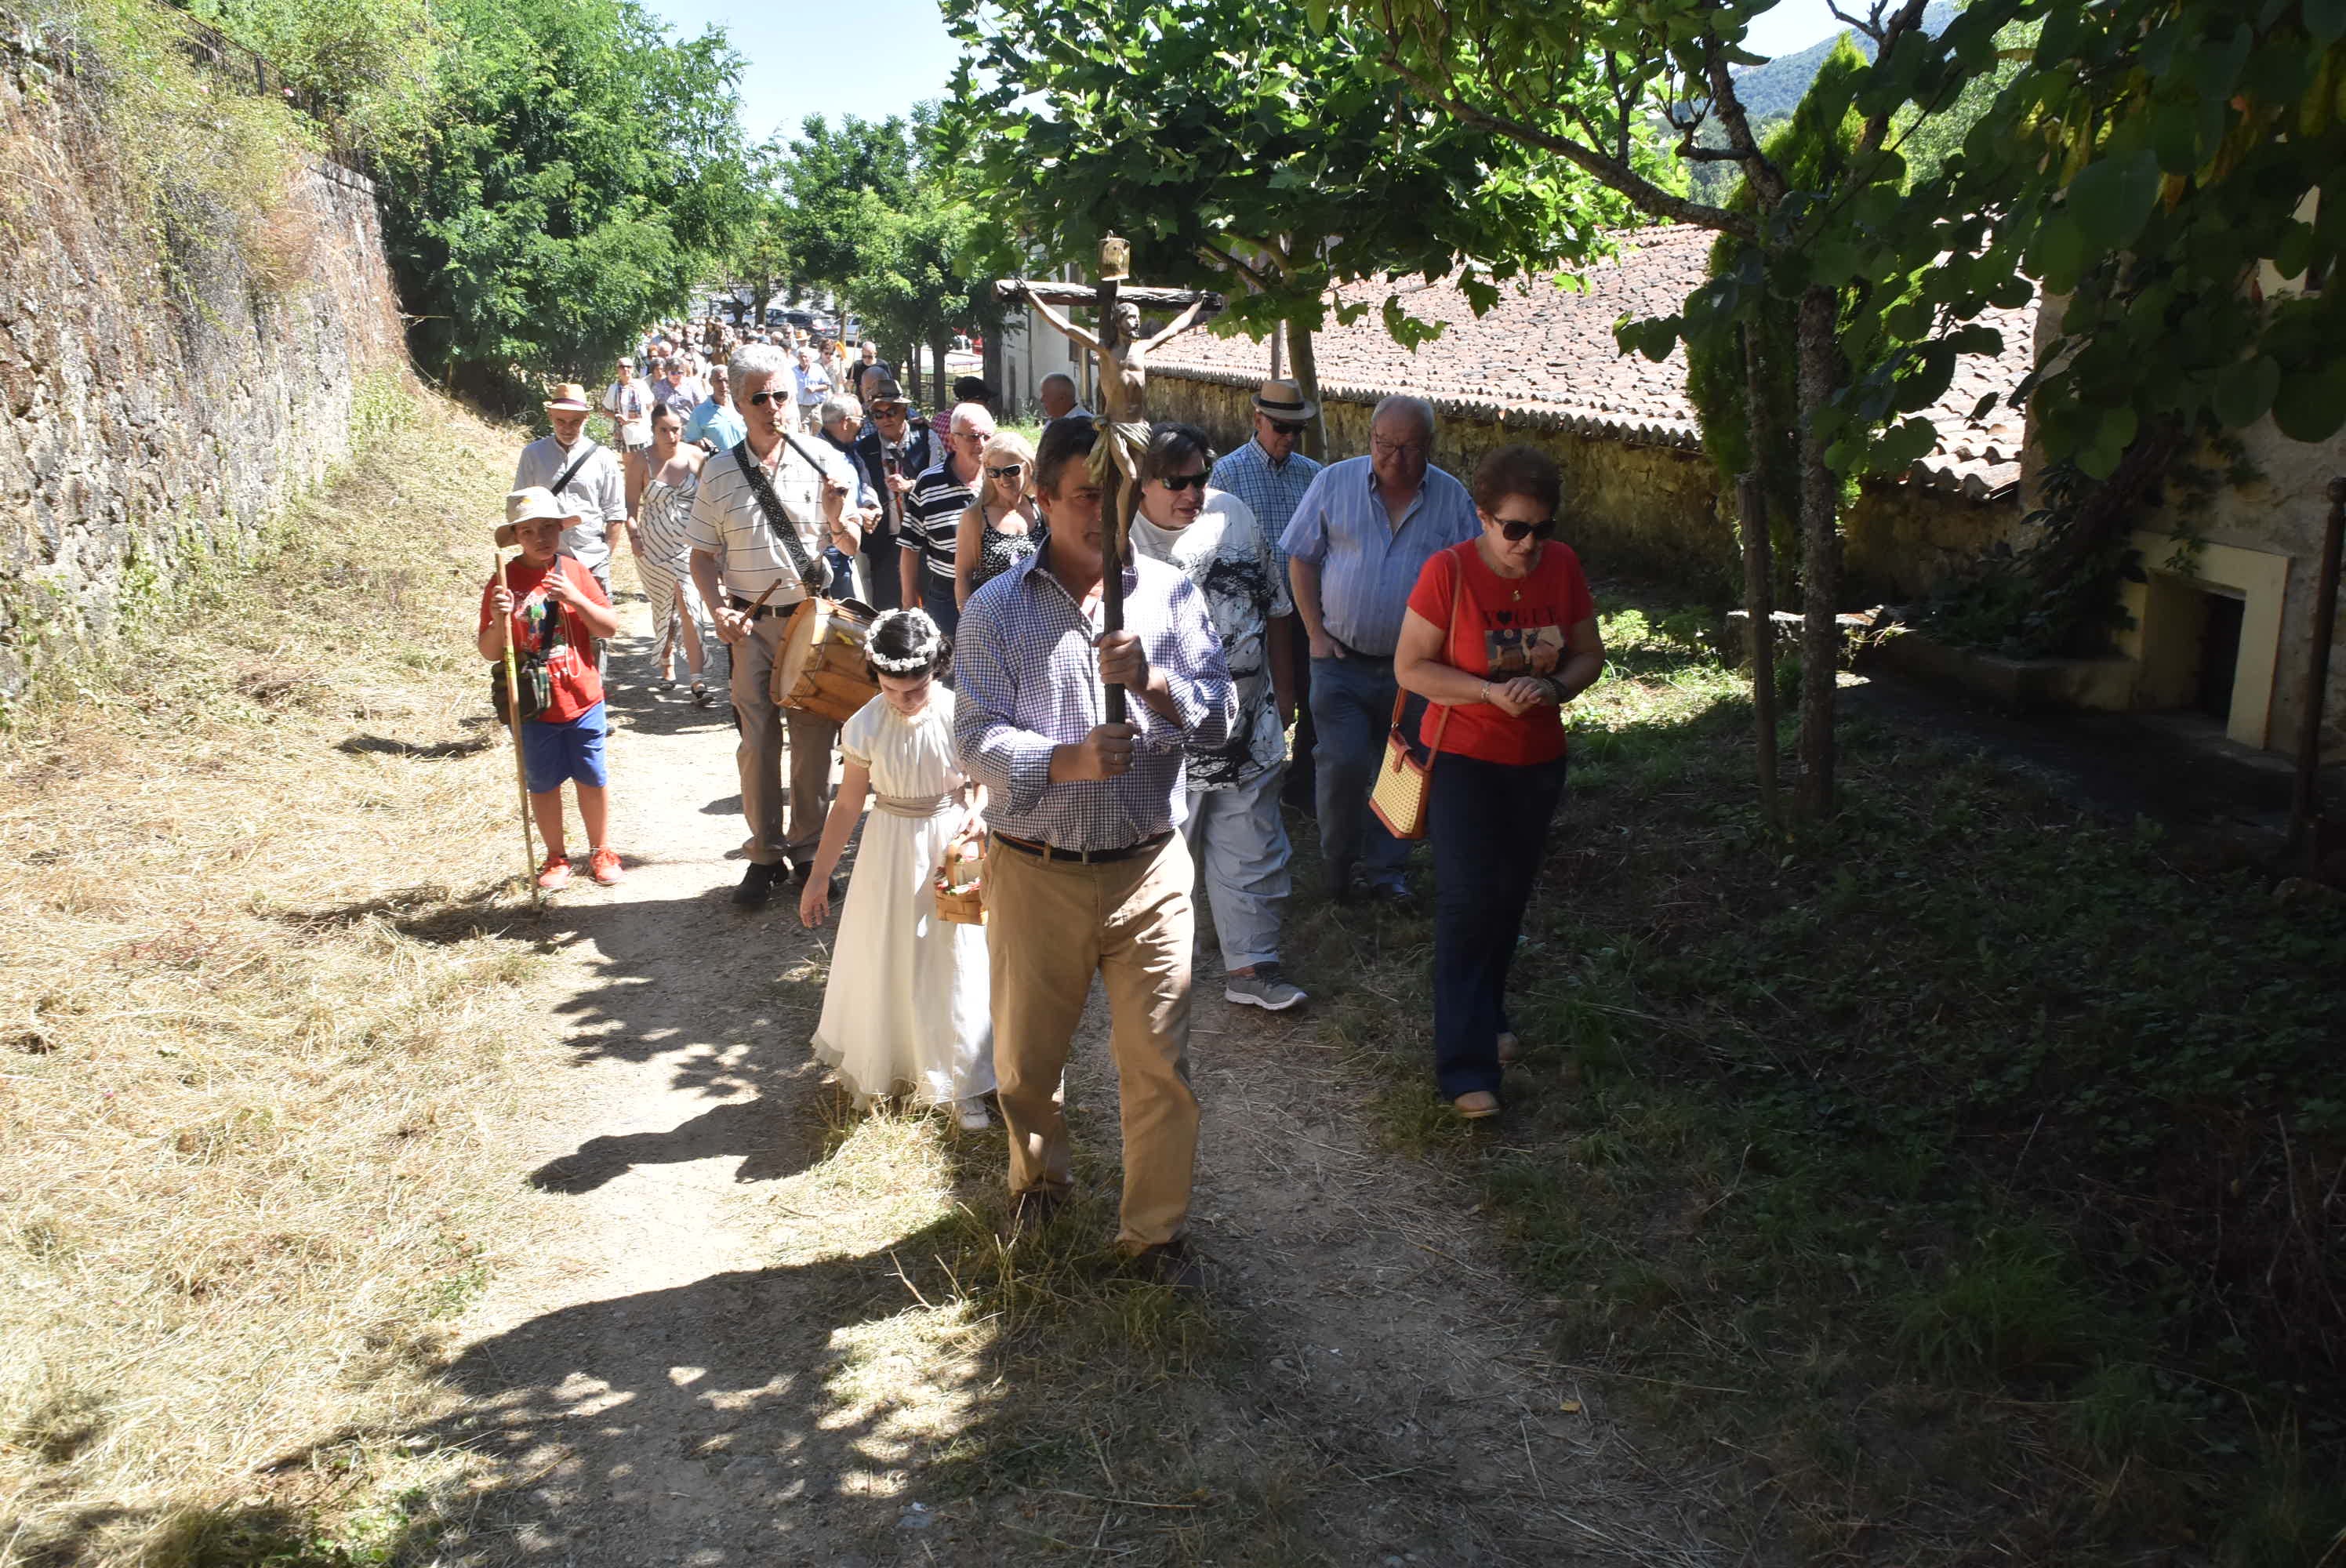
top-left (1496, 1031), bottom-right (1521, 1065)
top-left (1453, 1090), bottom-right (1502, 1120)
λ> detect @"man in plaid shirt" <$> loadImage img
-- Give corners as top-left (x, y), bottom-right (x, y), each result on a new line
top-left (955, 419), bottom-right (1236, 1290)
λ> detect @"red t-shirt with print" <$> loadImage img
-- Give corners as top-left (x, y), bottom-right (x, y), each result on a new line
top-left (478, 557), bottom-right (609, 722)
top-left (1404, 539), bottom-right (1595, 767)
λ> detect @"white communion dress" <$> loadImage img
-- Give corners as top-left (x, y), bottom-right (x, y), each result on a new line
top-left (810, 687), bottom-right (996, 1108)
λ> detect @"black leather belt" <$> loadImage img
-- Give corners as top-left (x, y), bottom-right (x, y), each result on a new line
top-left (727, 594), bottom-right (792, 620)
top-left (991, 829), bottom-right (1171, 866)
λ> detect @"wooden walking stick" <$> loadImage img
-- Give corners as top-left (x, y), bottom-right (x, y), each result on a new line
top-left (492, 550), bottom-right (540, 902)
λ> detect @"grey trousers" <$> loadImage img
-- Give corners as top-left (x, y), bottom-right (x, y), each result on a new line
top-left (728, 614), bottom-right (837, 866)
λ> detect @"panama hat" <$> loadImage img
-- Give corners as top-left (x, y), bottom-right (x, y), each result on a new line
top-left (1252, 377), bottom-right (1319, 425)
top-left (495, 485), bottom-right (584, 546)
top-left (543, 382), bottom-right (592, 412)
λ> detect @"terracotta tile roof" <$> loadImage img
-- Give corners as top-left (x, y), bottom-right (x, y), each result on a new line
top-left (1149, 224), bottom-right (2035, 500)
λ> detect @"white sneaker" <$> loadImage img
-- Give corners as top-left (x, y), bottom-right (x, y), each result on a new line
top-left (1225, 964), bottom-right (1306, 1011)
top-left (955, 1101), bottom-right (993, 1132)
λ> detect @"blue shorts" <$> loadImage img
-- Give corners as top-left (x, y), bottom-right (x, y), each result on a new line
top-left (522, 702), bottom-right (609, 793)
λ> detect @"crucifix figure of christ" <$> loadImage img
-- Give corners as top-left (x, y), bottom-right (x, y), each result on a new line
top-left (997, 237), bottom-right (1222, 722)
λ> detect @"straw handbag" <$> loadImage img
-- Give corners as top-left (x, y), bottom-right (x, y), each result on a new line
top-left (932, 824), bottom-right (987, 925)
top-left (1368, 552), bottom-right (1467, 841)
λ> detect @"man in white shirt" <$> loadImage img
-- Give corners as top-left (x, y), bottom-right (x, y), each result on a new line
top-left (793, 347), bottom-right (833, 435)
top-left (513, 382), bottom-right (628, 595)
top-left (601, 359), bottom-right (652, 456)
top-left (687, 345), bottom-right (864, 907)
top-left (1038, 372), bottom-right (1092, 425)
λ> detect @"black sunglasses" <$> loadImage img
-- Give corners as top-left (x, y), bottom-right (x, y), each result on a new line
top-left (1157, 473), bottom-right (1210, 492)
top-left (986, 463), bottom-right (1026, 481)
top-left (1495, 517), bottom-right (1558, 543)
top-left (1264, 419), bottom-right (1308, 437)
top-left (748, 389), bottom-right (789, 407)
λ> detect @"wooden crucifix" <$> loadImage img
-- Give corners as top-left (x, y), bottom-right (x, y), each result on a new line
top-left (997, 237), bottom-right (1222, 722)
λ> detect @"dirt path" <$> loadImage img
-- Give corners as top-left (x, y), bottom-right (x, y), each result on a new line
top-left (417, 578), bottom-right (1746, 1566)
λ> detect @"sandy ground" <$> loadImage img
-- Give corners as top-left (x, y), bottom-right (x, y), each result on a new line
top-left (419, 578), bottom-right (1747, 1566)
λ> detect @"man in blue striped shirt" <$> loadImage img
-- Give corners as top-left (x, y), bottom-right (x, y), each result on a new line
top-left (1211, 378), bottom-right (1326, 814)
top-left (1279, 395), bottom-right (1477, 906)
top-left (956, 419), bottom-right (1236, 1287)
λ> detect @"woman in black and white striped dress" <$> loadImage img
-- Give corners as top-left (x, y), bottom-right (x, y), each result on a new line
top-left (628, 404), bottom-right (717, 706)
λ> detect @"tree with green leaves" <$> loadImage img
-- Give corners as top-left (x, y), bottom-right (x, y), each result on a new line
top-left (939, 0), bottom-right (1661, 450)
top-left (367, 0), bottom-right (759, 404)
top-left (1360, 0), bottom-right (2346, 818)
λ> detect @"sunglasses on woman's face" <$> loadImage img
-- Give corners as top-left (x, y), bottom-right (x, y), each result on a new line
top-left (986, 463), bottom-right (1025, 481)
top-left (1494, 517), bottom-right (1557, 543)
top-left (1157, 472), bottom-right (1210, 492)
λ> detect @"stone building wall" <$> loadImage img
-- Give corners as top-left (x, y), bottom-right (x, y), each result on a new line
top-left (1151, 370), bottom-right (2018, 601)
top-left (0, 46), bottom-right (408, 701)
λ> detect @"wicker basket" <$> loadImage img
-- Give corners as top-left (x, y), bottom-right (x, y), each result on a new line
top-left (932, 828), bottom-right (986, 926)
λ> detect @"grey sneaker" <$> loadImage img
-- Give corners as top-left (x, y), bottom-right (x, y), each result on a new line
top-left (1225, 964), bottom-right (1307, 1011)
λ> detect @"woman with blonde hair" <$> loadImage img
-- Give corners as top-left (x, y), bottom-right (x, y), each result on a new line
top-left (953, 428), bottom-right (1041, 608)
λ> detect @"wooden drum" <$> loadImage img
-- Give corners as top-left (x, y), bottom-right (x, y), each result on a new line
top-left (771, 597), bottom-right (881, 724)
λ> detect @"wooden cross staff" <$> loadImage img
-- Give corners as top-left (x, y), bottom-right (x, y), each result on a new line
top-left (997, 238), bottom-right (1221, 723)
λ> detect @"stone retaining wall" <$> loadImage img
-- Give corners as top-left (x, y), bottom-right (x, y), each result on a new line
top-left (0, 46), bottom-right (407, 701)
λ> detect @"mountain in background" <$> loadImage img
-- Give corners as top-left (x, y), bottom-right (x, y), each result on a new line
top-left (1682, 0), bottom-right (1958, 202)
top-left (1727, 0), bottom-right (1959, 122)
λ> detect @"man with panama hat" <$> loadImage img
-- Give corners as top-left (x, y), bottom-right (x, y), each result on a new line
top-left (1211, 378), bottom-right (1325, 811)
top-left (513, 382), bottom-right (629, 597)
top-left (481, 486), bottom-right (623, 891)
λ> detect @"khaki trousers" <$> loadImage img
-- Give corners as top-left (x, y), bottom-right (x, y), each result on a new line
top-left (728, 614), bottom-right (837, 866)
top-left (987, 833), bottom-right (1198, 1252)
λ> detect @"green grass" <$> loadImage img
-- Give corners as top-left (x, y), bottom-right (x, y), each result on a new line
top-left (1287, 585), bottom-right (2346, 1566)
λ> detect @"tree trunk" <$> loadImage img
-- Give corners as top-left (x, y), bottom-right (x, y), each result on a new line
top-left (932, 339), bottom-right (950, 407)
top-left (1738, 325), bottom-right (1781, 829)
top-left (906, 354), bottom-right (923, 405)
top-left (1794, 285), bottom-right (1841, 820)
top-left (1287, 321), bottom-right (1326, 461)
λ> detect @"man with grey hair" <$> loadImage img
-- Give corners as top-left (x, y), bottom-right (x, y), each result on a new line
top-left (815, 393), bottom-right (883, 598)
top-left (899, 401), bottom-right (994, 636)
top-left (687, 343), bottom-right (866, 907)
top-left (1279, 394), bottom-right (1476, 909)
top-left (1037, 372), bottom-right (1091, 424)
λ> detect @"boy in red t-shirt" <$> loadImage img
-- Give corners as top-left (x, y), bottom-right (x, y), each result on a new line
top-left (480, 487), bottom-right (624, 891)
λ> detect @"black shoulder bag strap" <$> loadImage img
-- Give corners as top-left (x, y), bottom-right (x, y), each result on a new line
top-left (549, 437), bottom-right (600, 502)
top-left (732, 437), bottom-right (832, 593)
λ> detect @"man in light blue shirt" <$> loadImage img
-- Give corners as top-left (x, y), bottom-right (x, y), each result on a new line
top-left (1279, 395), bottom-right (1476, 906)
top-left (1212, 377), bottom-right (1325, 813)
top-left (679, 372), bottom-right (747, 452)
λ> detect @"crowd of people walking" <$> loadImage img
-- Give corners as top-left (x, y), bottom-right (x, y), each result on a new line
top-left (479, 317), bottom-right (1606, 1282)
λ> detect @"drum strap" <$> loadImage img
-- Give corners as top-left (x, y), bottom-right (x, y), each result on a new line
top-left (732, 437), bottom-right (836, 593)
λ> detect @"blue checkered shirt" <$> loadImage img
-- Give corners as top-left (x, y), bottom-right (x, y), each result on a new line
top-left (955, 544), bottom-right (1237, 852)
top-left (1209, 438), bottom-right (1322, 577)
top-left (1277, 456), bottom-right (1478, 657)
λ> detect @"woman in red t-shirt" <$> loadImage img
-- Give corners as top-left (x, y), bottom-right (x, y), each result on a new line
top-left (1393, 445), bottom-right (1606, 1119)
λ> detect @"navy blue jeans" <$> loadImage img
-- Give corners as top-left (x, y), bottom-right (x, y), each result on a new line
top-left (1309, 654), bottom-right (1411, 891)
top-left (1429, 750), bottom-right (1568, 1099)
top-left (921, 575), bottom-right (961, 641)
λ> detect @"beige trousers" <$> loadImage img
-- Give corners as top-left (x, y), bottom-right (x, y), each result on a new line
top-left (728, 614), bottom-right (837, 865)
top-left (986, 833), bottom-right (1198, 1252)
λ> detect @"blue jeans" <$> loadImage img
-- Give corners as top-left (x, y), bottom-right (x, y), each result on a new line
top-left (1309, 655), bottom-right (1410, 891)
top-left (1181, 763), bottom-right (1292, 972)
top-left (1429, 751), bottom-right (1567, 1099)
top-left (921, 574), bottom-right (961, 641)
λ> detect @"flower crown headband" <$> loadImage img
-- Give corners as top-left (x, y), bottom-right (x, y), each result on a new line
top-left (868, 608), bottom-right (945, 674)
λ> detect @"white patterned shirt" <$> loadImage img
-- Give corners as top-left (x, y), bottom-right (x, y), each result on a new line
top-left (684, 435), bottom-right (858, 607)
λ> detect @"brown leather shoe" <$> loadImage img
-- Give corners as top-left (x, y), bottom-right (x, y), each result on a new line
top-left (1129, 1240), bottom-right (1204, 1294)
top-left (1003, 1187), bottom-right (1066, 1239)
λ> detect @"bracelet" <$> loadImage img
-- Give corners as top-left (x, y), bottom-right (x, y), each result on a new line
top-left (1479, 680), bottom-right (1492, 702)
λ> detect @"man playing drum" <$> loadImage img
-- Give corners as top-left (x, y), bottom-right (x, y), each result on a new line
top-left (687, 343), bottom-right (865, 908)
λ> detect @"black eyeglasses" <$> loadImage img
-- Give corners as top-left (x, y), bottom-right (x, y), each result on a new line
top-left (1157, 473), bottom-right (1210, 492)
top-left (985, 463), bottom-right (1026, 481)
top-left (1495, 517), bottom-right (1558, 543)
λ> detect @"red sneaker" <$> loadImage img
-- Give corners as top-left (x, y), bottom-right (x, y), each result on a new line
top-left (587, 847), bottom-right (624, 885)
top-left (535, 854), bottom-right (572, 891)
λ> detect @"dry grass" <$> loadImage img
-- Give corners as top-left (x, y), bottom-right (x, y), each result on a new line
top-left (0, 381), bottom-right (554, 1565)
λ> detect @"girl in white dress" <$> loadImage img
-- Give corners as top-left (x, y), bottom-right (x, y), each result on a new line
top-left (798, 609), bottom-right (997, 1129)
